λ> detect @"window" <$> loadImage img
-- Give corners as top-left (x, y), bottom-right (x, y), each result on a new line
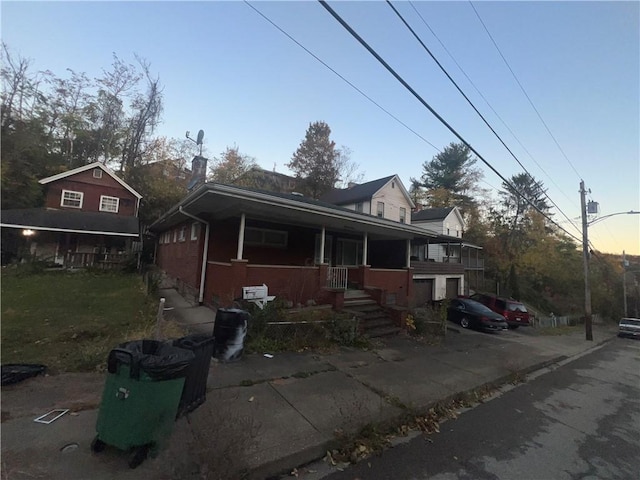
top-left (336, 239), bottom-right (363, 266)
top-left (355, 202), bottom-right (363, 213)
top-left (100, 195), bottom-right (119, 213)
top-left (376, 202), bottom-right (384, 218)
top-left (61, 190), bottom-right (83, 208)
top-left (399, 207), bottom-right (406, 224)
top-left (178, 226), bottom-right (186, 242)
top-left (173, 230), bottom-right (177, 243)
top-left (314, 234), bottom-right (333, 264)
top-left (191, 223), bottom-right (200, 240)
top-left (93, 169), bottom-right (103, 179)
top-left (447, 228), bottom-right (450, 235)
top-left (244, 227), bottom-right (287, 248)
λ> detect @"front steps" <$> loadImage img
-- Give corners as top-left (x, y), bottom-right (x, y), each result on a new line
top-left (343, 290), bottom-right (401, 338)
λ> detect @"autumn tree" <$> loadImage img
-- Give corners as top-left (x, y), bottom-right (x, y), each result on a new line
top-left (209, 145), bottom-right (257, 185)
top-left (287, 121), bottom-right (340, 198)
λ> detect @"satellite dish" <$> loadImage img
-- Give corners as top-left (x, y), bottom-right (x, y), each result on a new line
top-left (196, 130), bottom-right (204, 145)
top-left (185, 131), bottom-right (190, 138)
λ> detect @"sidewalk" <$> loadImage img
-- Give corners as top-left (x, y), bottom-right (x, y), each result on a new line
top-left (1, 290), bottom-right (618, 479)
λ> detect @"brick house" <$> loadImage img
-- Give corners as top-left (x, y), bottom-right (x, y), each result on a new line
top-left (151, 176), bottom-right (468, 313)
top-left (0, 162), bottom-right (142, 267)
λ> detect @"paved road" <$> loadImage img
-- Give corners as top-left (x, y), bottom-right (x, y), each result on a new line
top-left (321, 338), bottom-right (640, 480)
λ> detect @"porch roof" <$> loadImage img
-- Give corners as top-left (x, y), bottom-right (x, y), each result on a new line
top-left (150, 183), bottom-right (456, 243)
top-left (1, 208), bottom-right (140, 237)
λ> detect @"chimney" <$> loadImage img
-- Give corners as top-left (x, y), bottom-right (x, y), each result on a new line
top-left (347, 182), bottom-right (358, 189)
top-left (187, 155), bottom-right (208, 191)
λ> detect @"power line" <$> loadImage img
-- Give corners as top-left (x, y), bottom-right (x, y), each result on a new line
top-left (406, 0), bottom-right (580, 211)
top-left (386, 0), bottom-right (582, 238)
top-left (243, 1), bottom-right (441, 152)
top-left (316, 0), bottom-right (583, 245)
top-left (468, 1), bottom-right (583, 180)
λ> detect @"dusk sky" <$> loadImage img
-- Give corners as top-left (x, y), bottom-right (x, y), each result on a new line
top-left (2, 1), bottom-right (638, 255)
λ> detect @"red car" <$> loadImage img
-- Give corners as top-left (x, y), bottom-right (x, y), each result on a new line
top-left (470, 293), bottom-right (531, 328)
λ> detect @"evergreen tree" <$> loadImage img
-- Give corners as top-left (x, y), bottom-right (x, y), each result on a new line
top-left (412, 142), bottom-right (482, 214)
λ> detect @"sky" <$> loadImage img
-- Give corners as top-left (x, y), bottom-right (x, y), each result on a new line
top-left (2, 0), bottom-right (639, 255)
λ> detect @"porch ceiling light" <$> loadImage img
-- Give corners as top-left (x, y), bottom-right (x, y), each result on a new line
top-left (22, 229), bottom-right (35, 237)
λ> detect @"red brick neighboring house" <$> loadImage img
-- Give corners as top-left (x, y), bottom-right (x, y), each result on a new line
top-left (150, 181), bottom-right (463, 311)
top-left (1, 162), bottom-right (142, 267)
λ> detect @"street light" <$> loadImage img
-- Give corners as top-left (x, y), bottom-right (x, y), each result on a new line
top-left (580, 180), bottom-right (639, 341)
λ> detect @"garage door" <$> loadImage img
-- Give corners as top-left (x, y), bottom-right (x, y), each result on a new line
top-left (414, 279), bottom-right (434, 306)
top-left (445, 278), bottom-right (460, 299)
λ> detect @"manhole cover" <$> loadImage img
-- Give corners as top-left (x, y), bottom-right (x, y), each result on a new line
top-left (61, 443), bottom-right (78, 453)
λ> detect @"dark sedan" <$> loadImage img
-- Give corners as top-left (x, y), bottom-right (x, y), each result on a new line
top-left (448, 298), bottom-right (508, 332)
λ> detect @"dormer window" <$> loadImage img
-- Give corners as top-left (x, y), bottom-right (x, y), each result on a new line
top-left (93, 169), bottom-right (103, 179)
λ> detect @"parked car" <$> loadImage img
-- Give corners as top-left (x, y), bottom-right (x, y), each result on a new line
top-left (470, 293), bottom-right (530, 328)
top-left (447, 298), bottom-right (508, 332)
top-left (618, 318), bottom-right (640, 339)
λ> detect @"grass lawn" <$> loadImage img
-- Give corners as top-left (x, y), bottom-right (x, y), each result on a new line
top-left (1, 270), bottom-right (161, 373)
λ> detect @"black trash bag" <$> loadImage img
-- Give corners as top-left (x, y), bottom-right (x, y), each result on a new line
top-left (108, 339), bottom-right (195, 381)
top-left (1, 364), bottom-right (47, 386)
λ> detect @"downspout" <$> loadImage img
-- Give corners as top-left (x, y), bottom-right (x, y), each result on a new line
top-left (179, 206), bottom-right (210, 305)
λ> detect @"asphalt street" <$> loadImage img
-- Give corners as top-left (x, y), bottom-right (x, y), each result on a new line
top-left (320, 337), bottom-right (640, 480)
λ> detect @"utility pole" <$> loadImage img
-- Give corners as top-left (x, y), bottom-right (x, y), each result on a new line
top-left (622, 251), bottom-right (628, 317)
top-left (580, 180), bottom-right (593, 341)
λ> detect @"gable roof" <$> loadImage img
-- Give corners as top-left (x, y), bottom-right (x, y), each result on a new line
top-left (412, 207), bottom-right (456, 222)
top-left (320, 175), bottom-right (394, 204)
top-left (1, 208), bottom-right (140, 237)
top-left (39, 162), bottom-right (142, 199)
top-left (320, 175), bottom-right (415, 208)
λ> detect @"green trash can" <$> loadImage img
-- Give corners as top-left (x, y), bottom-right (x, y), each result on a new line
top-left (92, 340), bottom-right (194, 468)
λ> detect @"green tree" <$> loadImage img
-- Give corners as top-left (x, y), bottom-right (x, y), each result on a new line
top-left (287, 121), bottom-right (340, 198)
top-left (412, 142), bottom-right (482, 214)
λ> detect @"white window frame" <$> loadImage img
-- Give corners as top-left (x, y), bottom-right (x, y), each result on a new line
top-left (399, 207), bottom-right (406, 224)
top-left (355, 202), bottom-right (363, 213)
top-left (191, 222), bottom-right (200, 240)
top-left (99, 195), bottom-right (119, 213)
top-left (61, 190), bottom-right (83, 209)
top-left (244, 227), bottom-right (288, 248)
top-left (93, 169), bottom-right (103, 179)
top-left (178, 226), bottom-right (186, 242)
top-left (173, 230), bottom-right (177, 243)
top-left (376, 201), bottom-right (384, 218)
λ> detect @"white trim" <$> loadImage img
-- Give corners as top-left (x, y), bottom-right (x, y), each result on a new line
top-left (61, 190), bottom-right (83, 209)
top-left (373, 175), bottom-right (416, 210)
top-left (155, 183), bottom-right (442, 240)
top-left (178, 225), bottom-right (186, 242)
top-left (39, 162), bottom-right (142, 199)
top-left (0, 223), bottom-right (139, 237)
top-left (99, 195), bottom-right (120, 213)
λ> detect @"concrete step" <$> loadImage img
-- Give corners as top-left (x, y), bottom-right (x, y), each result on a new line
top-left (365, 326), bottom-right (403, 338)
top-left (344, 289), bottom-right (367, 299)
top-left (364, 318), bottom-right (396, 330)
top-left (344, 298), bottom-right (377, 307)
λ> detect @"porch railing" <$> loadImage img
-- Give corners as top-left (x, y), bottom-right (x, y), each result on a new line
top-left (65, 252), bottom-right (130, 269)
top-left (327, 266), bottom-right (348, 290)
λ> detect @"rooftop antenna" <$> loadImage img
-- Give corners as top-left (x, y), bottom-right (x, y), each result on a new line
top-left (186, 129), bottom-right (205, 156)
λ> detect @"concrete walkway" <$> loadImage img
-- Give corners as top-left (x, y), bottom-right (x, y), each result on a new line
top-left (1, 289), bottom-right (618, 479)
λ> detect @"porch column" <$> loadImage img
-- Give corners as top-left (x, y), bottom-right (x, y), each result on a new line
top-left (362, 232), bottom-right (368, 266)
top-left (459, 241), bottom-right (463, 263)
top-left (319, 226), bottom-right (326, 264)
top-left (236, 213), bottom-right (246, 260)
top-left (406, 239), bottom-right (411, 268)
